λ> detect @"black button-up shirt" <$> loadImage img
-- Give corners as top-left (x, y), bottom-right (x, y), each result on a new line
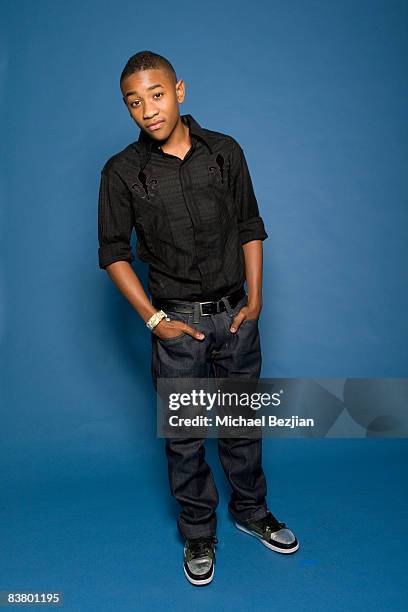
top-left (98, 113), bottom-right (268, 300)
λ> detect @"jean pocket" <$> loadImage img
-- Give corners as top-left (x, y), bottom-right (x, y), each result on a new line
top-left (228, 294), bottom-right (248, 318)
top-left (240, 317), bottom-right (259, 325)
top-left (157, 311), bottom-right (192, 343)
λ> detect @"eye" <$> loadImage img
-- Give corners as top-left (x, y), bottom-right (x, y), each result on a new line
top-left (130, 92), bottom-right (163, 108)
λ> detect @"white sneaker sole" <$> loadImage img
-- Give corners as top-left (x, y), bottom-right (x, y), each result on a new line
top-left (235, 521), bottom-right (299, 554)
top-left (183, 563), bottom-right (214, 586)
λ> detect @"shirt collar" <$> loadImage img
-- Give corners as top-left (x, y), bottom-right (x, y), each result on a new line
top-left (136, 113), bottom-right (213, 168)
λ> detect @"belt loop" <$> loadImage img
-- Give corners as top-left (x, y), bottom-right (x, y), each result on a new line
top-left (220, 296), bottom-right (234, 317)
top-left (193, 302), bottom-right (200, 324)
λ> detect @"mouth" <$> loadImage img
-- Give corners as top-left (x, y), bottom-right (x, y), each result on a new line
top-left (146, 119), bottom-right (165, 131)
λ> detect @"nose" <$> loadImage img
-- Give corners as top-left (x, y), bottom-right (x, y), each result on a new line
top-left (143, 106), bottom-right (158, 120)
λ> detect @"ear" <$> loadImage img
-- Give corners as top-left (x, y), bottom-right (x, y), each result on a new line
top-left (176, 79), bottom-right (185, 103)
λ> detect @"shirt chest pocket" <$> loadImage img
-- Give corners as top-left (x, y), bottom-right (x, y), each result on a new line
top-left (130, 171), bottom-right (175, 258)
top-left (207, 153), bottom-right (235, 222)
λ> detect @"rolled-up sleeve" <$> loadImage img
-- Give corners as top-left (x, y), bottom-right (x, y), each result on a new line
top-left (98, 166), bottom-right (135, 269)
top-left (229, 139), bottom-right (269, 245)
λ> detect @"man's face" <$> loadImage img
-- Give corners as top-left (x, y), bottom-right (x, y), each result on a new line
top-left (121, 68), bottom-right (185, 140)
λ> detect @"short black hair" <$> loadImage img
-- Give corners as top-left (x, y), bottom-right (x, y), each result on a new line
top-left (120, 50), bottom-right (178, 87)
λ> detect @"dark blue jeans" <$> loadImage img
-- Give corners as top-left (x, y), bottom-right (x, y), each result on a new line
top-left (151, 291), bottom-right (268, 539)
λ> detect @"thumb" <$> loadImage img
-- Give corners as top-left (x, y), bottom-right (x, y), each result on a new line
top-left (230, 316), bottom-right (242, 333)
top-left (186, 325), bottom-right (205, 340)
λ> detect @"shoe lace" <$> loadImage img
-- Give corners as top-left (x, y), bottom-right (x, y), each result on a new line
top-left (188, 536), bottom-right (219, 558)
top-left (258, 511), bottom-right (286, 534)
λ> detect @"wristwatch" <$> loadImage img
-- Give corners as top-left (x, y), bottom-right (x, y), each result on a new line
top-left (146, 309), bottom-right (170, 331)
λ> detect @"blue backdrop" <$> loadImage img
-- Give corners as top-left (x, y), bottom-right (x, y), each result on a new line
top-left (1, 1), bottom-right (407, 610)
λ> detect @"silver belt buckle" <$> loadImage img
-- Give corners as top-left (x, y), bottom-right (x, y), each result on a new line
top-left (199, 301), bottom-right (214, 316)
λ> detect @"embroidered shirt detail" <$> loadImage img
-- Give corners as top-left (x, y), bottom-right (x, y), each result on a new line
top-left (208, 153), bottom-right (226, 184)
top-left (131, 169), bottom-right (158, 199)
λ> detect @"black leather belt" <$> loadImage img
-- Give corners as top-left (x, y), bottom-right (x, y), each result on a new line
top-left (152, 286), bottom-right (246, 316)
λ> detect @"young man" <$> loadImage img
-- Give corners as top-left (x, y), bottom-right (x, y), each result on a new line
top-left (98, 50), bottom-right (299, 586)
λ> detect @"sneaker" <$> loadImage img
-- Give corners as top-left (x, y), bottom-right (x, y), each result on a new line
top-left (183, 536), bottom-right (218, 586)
top-left (236, 510), bottom-right (299, 554)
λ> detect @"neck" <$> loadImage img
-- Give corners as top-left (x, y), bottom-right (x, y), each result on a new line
top-left (158, 115), bottom-right (192, 157)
